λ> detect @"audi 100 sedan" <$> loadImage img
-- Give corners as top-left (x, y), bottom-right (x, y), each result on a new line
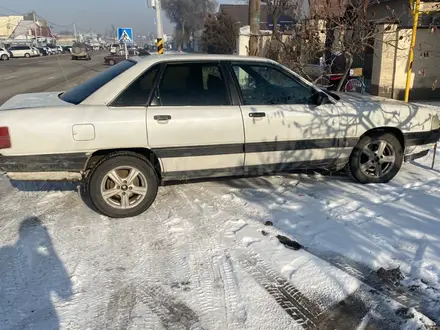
top-left (0, 54), bottom-right (439, 218)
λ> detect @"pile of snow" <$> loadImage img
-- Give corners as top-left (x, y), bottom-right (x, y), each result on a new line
top-left (1, 149), bottom-right (440, 329)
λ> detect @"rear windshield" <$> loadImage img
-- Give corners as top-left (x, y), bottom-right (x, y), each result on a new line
top-left (60, 60), bottom-right (136, 105)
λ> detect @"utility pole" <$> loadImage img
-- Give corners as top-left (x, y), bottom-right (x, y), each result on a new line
top-left (148, 0), bottom-right (164, 54)
top-left (73, 22), bottom-right (77, 42)
top-left (33, 10), bottom-right (38, 47)
top-left (249, 0), bottom-right (260, 56)
top-left (404, 0), bottom-right (421, 103)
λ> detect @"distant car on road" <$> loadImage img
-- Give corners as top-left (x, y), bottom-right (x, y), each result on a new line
top-left (0, 54), bottom-right (439, 218)
top-left (8, 45), bottom-right (36, 58)
top-left (104, 49), bottom-right (147, 66)
top-left (110, 43), bottom-right (120, 55)
top-left (0, 48), bottom-right (10, 60)
top-left (71, 42), bottom-right (91, 60)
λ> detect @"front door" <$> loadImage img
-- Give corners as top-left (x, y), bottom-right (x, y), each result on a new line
top-left (230, 62), bottom-right (344, 173)
top-left (147, 62), bottom-right (245, 179)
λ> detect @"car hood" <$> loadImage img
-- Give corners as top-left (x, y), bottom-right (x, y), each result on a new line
top-left (332, 92), bottom-right (408, 106)
top-left (331, 92), bottom-right (440, 115)
top-left (0, 92), bottom-right (71, 110)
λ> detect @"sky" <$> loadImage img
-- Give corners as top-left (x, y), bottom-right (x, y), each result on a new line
top-left (0, 0), bottom-right (237, 37)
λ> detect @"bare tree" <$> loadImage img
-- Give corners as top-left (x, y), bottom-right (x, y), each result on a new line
top-left (267, 0), bottom-right (402, 91)
top-left (201, 11), bottom-right (239, 54)
top-left (162, 0), bottom-right (217, 50)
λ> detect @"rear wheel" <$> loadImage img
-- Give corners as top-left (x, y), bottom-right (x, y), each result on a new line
top-left (109, 59), bottom-right (115, 66)
top-left (85, 153), bottom-right (159, 218)
top-left (348, 132), bottom-right (403, 184)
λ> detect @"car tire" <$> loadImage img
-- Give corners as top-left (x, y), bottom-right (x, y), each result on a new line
top-left (348, 132), bottom-right (403, 184)
top-left (85, 152), bottom-right (159, 218)
top-left (109, 59), bottom-right (115, 66)
top-left (71, 56), bottom-right (76, 60)
top-left (1, 54), bottom-right (8, 61)
top-left (24, 53), bottom-right (30, 58)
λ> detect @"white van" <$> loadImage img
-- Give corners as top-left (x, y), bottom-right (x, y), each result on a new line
top-left (8, 45), bottom-right (35, 58)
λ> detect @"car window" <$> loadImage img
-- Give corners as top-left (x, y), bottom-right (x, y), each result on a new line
top-left (232, 63), bottom-right (315, 105)
top-left (112, 66), bottom-right (159, 107)
top-left (157, 63), bottom-right (230, 106)
top-left (60, 60), bottom-right (136, 105)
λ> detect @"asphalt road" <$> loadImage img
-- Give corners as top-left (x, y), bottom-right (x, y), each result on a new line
top-left (0, 51), bottom-right (108, 106)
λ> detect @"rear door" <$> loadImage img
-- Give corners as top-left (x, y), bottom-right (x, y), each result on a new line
top-left (229, 61), bottom-right (343, 172)
top-left (146, 61), bottom-right (245, 178)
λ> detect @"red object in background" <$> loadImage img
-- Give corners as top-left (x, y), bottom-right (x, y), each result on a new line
top-left (0, 127), bottom-right (11, 149)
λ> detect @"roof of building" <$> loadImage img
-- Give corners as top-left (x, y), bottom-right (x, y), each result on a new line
top-left (10, 20), bottom-right (54, 38)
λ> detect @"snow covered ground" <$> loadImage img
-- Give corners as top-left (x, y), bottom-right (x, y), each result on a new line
top-left (1, 150), bottom-right (440, 329)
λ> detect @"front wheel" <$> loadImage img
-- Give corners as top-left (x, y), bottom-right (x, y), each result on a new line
top-left (85, 153), bottom-right (159, 218)
top-left (108, 59), bottom-right (115, 66)
top-left (344, 77), bottom-right (365, 93)
top-left (314, 76), bottom-right (332, 90)
top-left (1, 54), bottom-right (8, 60)
top-left (348, 132), bottom-right (403, 184)
top-left (24, 53), bottom-right (30, 58)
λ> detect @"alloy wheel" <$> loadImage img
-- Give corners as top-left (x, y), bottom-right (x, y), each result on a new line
top-left (359, 140), bottom-right (396, 178)
top-left (100, 166), bottom-right (148, 209)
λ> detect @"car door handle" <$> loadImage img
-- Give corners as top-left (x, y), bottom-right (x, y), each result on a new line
top-left (249, 112), bottom-right (266, 118)
top-left (154, 115), bottom-right (171, 121)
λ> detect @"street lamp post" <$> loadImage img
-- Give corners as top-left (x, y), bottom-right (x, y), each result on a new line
top-left (147, 0), bottom-right (164, 54)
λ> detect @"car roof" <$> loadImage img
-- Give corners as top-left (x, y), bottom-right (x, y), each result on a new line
top-left (131, 53), bottom-right (275, 65)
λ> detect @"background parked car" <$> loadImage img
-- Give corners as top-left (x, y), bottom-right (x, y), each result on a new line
top-left (0, 47), bottom-right (10, 60)
top-left (8, 45), bottom-right (36, 58)
top-left (31, 47), bottom-right (41, 56)
top-left (36, 47), bottom-right (48, 56)
top-left (45, 44), bottom-right (58, 55)
top-left (44, 46), bottom-right (55, 55)
top-left (62, 46), bottom-right (72, 54)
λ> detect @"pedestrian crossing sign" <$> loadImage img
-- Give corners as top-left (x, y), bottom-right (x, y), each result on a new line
top-left (117, 28), bottom-right (133, 43)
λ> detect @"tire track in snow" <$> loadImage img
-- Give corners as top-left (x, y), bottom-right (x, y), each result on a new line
top-left (101, 283), bottom-right (137, 330)
top-left (174, 186), bottom-right (232, 329)
top-left (212, 255), bottom-right (247, 329)
top-left (237, 252), bottom-right (321, 329)
top-left (136, 284), bottom-right (203, 330)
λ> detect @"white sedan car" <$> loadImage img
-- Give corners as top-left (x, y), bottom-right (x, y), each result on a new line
top-left (0, 47), bottom-right (10, 60)
top-left (0, 54), bottom-right (439, 218)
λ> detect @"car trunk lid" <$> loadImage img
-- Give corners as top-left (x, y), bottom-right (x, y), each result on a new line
top-left (0, 92), bottom-right (71, 110)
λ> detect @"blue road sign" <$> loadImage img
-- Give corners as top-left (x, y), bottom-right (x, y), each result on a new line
top-left (117, 28), bottom-right (133, 43)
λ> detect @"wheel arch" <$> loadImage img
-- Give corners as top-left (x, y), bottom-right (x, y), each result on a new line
top-left (84, 148), bottom-right (163, 179)
top-left (359, 127), bottom-right (405, 150)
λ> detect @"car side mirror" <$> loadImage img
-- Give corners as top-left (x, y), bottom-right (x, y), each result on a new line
top-left (316, 92), bottom-right (330, 106)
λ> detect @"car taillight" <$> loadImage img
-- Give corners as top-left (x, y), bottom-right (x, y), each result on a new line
top-left (0, 127), bottom-right (11, 149)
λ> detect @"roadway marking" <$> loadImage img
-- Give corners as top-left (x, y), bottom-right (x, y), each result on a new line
top-left (47, 76), bottom-right (55, 79)
top-left (4, 75), bottom-right (17, 80)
